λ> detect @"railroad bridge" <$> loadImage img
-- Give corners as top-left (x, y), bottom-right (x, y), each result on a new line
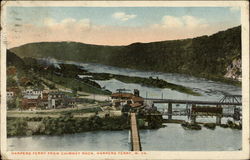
top-left (128, 94), bottom-right (242, 151)
top-left (145, 95), bottom-right (242, 105)
top-left (145, 94), bottom-right (242, 124)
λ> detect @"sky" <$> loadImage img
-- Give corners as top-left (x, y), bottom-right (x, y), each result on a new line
top-left (6, 6), bottom-right (241, 48)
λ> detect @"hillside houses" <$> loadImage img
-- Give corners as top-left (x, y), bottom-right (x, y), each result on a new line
top-left (45, 91), bottom-right (77, 109)
top-left (7, 85), bottom-right (157, 114)
top-left (6, 87), bottom-right (78, 110)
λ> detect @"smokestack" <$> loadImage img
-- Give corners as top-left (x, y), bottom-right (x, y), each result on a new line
top-left (134, 89), bottom-right (139, 97)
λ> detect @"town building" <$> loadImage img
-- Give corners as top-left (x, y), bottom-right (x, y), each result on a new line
top-left (17, 88), bottom-right (78, 110)
top-left (59, 97), bottom-right (76, 108)
top-left (7, 87), bottom-right (20, 101)
top-left (39, 90), bottom-right (50, 109)
top-left (48, 91), bottom-right (65, 109)
top-left (22, 89), bottom-right (43, 98)
top-left (111, 89), bottom-right (145, 112)
top-left (111, 92), bottom-right (134, 107)
top-left (7, 91), bottom-right (14, 100)
top-left (21, 94), bottom-right (41, 110)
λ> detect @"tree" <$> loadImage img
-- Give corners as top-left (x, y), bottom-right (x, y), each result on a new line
top-left (7, 99), bottom-right (16, 110)
top-left (72, 87), bottom-right (78, 95)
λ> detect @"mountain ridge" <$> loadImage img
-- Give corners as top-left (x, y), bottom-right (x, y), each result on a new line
top-left (10, 26), bottom-right (241, 84)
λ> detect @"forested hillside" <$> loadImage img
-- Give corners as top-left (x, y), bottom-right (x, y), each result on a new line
top-left (7, 50), bottom-right (26, 69)
top-left (10, 26), bottom-right (241, 83)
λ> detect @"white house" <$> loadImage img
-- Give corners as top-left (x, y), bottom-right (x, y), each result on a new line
top-left (7, 91), bottom-right (14, 100)
top-left (23, 89), bottom-right (43, 98)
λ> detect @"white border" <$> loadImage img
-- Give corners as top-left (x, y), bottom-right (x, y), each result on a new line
top-left (0, 0), bottom-right (248, 7)
top-left (1, 1), bottom-right (7, 159)
top-left (1, 1), bottom-right (249, 160)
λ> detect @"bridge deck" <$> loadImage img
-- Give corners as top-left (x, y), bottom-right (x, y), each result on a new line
top-left (130, 113), bottom-right (141, 151)
top-left (145, 98), bottom-right (242, 106)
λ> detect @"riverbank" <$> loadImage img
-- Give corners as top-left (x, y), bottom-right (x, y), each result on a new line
top-left (7, 113), bottom-right (242, 137)
top-left (7, 113), bottom-right (164, 137)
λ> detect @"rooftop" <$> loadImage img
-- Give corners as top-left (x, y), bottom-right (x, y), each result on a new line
top-left (111, 92), bottom-right (134, 98)
top-left (49, 92), bottom-right (65, 95)
top-left (130, 102), bottom-right (143, 108)
top-left (132, 96), bottom-right (144, 102)
top-left (23, 94), bottom-right (40, 99)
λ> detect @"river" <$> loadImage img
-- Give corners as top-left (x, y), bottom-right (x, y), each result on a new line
top-left (7, 62), bottom-right (242, 151)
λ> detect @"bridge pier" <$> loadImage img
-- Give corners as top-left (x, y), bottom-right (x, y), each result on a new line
top-left (168, 102), bottom-right (172, 120)
top-left (190, 104), bottom-right (196, 124)
top-left (191, 115), bottom-right (196, 124)
top-left (216, 105), bottom-right (222, 125)
top-left (216, 116), bottom-right (222, 125)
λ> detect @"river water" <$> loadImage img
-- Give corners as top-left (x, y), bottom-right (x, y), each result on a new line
top-left (7, 62), bottom-right (242, 151)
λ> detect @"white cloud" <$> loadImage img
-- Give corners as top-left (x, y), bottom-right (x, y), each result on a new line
top-left (153, 15), bottom-right (207, 29)
top-left (162, 15), bottom-right (183, 28)
top-left (43, 18), bottom-right (57, 26)
top-left (43, 17), bottom-right (91, 31)
top-left (61, 18), bottom-right (77, 25)
top-left (112, 12), bottom-right (137, 21)
top-left (229, 6), bottom-right (240, 12)
top-left (182, 15), bottom-right (207, 28)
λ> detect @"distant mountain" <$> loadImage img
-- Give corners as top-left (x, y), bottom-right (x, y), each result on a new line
top-left (10, 26), bottom-right (241, 83)
top-left (10, 42), bottom-right (123, 64)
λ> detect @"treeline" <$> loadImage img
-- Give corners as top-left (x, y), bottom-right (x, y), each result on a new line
top-left (7, 115), bottom-right (130, 137)
top-left (7, 114), bottom-right (164, 137)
